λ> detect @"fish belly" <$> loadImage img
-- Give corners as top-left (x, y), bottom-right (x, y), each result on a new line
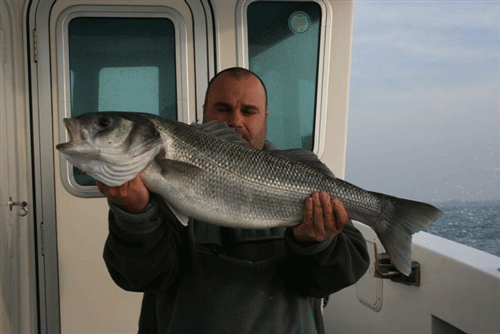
top-left (144, 160), bottom-right (308, 229)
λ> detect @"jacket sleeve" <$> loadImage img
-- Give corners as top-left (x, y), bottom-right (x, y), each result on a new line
top-left (276, 147), bottom-right (370, 297)
top-left (103, 195), bottom-right (185, 293)
top-left (284, 221), bottom-right (370, 298)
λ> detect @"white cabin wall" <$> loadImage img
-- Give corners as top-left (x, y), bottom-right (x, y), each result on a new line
top-left (0, 0), bottom-right (38, 333)
top-left (211, 1), bottom-right (238, 71)
top-left (319, 0), bottom-right (354, 179)
top-left (324, 226), bottom-right (500, 334)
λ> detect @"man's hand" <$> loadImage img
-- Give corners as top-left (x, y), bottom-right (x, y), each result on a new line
top-left (97, 176), bottom-right (150, 214)
top-left (293, 191), bottom-right (349, 243)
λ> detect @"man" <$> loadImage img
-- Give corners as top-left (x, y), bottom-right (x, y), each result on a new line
top-left (99, 67), bottom-right (369, 333)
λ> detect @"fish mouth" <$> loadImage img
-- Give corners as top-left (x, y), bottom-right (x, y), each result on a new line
top-left (56, 118), bottom-right (78, 152)
top-left (56, 118), bottom-right (95, 156)
top-left (62, 118), bottom-right (79, 141)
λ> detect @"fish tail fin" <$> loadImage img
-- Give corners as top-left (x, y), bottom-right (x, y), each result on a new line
top-left (369, 192), bottom-right (442, 276)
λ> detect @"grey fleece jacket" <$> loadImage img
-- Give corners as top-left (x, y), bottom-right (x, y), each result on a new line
top-left (103, 142), bottom-right (369, 333)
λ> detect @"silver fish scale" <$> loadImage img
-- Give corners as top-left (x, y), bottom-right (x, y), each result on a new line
top-left (147, 115), bottom-right (383, 227)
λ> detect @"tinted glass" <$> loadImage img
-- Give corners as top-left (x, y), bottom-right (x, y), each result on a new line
top-left (68, 17), bottom-right (176, 185)
top-left (247, 1), bottom-right (321, 150)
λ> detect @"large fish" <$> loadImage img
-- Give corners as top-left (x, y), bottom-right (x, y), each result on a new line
top-left (56, 112), bottom-right (441, 275)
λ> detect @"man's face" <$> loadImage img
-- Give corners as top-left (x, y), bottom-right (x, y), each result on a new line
top-left (203, 73), bottom-right (268, 149)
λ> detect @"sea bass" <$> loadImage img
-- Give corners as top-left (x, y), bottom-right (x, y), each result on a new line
top-left (56, 112), bottom-right (441, 275)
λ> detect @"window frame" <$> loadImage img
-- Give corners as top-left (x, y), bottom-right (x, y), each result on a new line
top-left (235, 0), bottom-right (333, 156)
top-left (55, 5), bottom-right (189, 197)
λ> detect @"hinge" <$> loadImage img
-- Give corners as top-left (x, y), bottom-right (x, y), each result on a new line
top-left (374, 253), bottom-right (421, 286)
top-left (33, 29), bottom-right (38, 63)
top-left (40, 222), bottom-right (45, 256)
top-left (0, 29), bottom-right (5, 63)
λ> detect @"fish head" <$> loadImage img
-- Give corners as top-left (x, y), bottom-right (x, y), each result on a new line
top-left (56, 112), bottom-right (162, 186)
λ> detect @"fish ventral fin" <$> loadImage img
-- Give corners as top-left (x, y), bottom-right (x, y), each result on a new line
top-left (165, 202), bottom-right (190, 227)
top-left (154, 158), bottom-right (201, 227)
top-left (191, 121), bottom-right (248, 146)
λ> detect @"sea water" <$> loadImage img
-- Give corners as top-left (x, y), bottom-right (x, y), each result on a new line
top-left (425, 200), bottom-right (500, 257)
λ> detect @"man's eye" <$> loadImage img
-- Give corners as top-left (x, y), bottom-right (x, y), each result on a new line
top-left (242, 108), bottom-right (258, 115)
top-left (215, 106), bottom-right (230, 112)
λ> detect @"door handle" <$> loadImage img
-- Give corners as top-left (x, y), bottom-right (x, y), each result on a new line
top-left (8, 197), bottom-right (28, 217)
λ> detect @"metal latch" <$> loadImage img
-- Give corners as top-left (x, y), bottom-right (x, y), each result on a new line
top-left (374, 253), bottom-right (420, 286)
top-left (8, 197), bottom-right (28, 217)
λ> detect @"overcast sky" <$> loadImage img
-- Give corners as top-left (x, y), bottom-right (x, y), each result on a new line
top-left (345, 1), bottom-right (499, 203)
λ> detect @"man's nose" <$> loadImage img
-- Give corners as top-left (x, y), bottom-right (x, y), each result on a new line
top-left (228, 111), bottom-right (244, 128)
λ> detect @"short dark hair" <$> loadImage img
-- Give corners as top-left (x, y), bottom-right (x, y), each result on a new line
top-left (204, 67), bottom-right (268, 109)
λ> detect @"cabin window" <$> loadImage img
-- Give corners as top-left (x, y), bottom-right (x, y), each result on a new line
top-left (69, 18), bottom-right (177, 118)
top-left (247, 1), bottom-right (322, 151)
top-left (67, 17), bottom-right (177, 186)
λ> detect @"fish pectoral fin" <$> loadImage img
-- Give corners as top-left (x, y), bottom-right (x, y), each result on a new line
top-left (156, 159), bottom-right (204, 176)
top-left (165, 201), bottom-right (190, 227)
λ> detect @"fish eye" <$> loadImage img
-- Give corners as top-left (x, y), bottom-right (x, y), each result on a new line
top-left (96, 116), bottom-right (112, 129)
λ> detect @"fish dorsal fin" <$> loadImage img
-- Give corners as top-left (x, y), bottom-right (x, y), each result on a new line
top-left (191, 121), bottom-right (248, 146)
top-left (269, 149), bottom-right (334, 176)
